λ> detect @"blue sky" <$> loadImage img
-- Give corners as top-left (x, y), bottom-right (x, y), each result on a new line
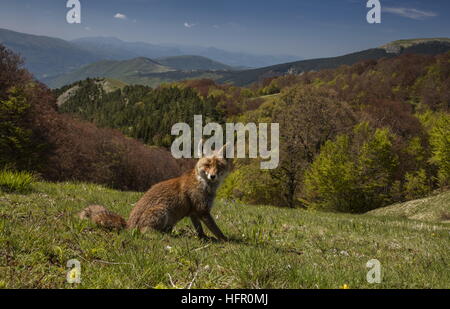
top-left (0, 0), bottom-right (449, 58)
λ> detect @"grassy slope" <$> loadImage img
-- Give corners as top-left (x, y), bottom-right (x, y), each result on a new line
top-left (368, 191), bottom-right (450, 223)
top-left (98, 78), bottom-right (128, 93)
top-left (56, 78), bottom-right (127, 106)
top-left (1, 182), bottom-right (449, 289)
top-left (46, 58), bottom-right (174, 88)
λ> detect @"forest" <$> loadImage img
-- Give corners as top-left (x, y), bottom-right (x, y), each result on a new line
top-left (1, 44), bottom-right (449, 213)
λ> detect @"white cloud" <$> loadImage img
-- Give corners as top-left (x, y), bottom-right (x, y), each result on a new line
top-left (184, 22), bottom-right (196, 28)
top-left (382, 7), bottom-right (437, 20)
top-left (114, 13), bottom-right (128, 20)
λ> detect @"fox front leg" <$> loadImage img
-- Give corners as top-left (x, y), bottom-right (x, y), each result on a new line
top-left (200, 213), bottom-right (228, 241)
top-left (190, 215), bottom-right (207, 239)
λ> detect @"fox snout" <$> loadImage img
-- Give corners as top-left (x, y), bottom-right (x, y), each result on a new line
top-left (199, 167), bottom-right (219, 183)
top-left (195, 142), bottom-right (231, 184)
top-left (196, 157), bottom-right (229, 184)
top-left (206, 171), bottom-right (217, 181)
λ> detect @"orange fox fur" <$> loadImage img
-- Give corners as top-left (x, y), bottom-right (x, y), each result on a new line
top-left (78, 144), bottom-right (231, 240)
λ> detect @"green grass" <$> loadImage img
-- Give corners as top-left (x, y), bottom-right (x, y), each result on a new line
top-left (368, 191), bottom-right (450, 223)
top-left (0, 170), bottom-right (36, 193)
top-left (0, 181), bottom-right (449, 289)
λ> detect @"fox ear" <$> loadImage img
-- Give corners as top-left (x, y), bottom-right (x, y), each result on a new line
top-left (197, 139), bottom-right (204, 158)
top-left (216, 143), bottom-right (230, 159)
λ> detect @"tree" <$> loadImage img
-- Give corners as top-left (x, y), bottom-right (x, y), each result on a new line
top-left (0, 88), bottom-right (34, 169)
top-left (0, 45), bottom-right (30, 100)
top-left (305, 123), bottom-right (399, 213)
top-left (429, 113), bottom-right (450, 187)
top-left (404, 169), bottom-right (431, 200)
top-left (271, 86), bottom-right (355, 208)
top-left (305, 135), bottom-right (359, 212)
top-left (356, 125), bottom-right (399, 208)
top-left (0, 46), bottom-right (43, 171)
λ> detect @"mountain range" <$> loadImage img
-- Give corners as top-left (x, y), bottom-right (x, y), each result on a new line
top-left (0, 28), bottom-right (102, 79)
top-left (0, 28), bottom-right (298, 80)
top-left (45, 38), bottom-right (450, 88)
top-left (71, 36), bottom-right (298, 69)
top-left (44, 56), bottom-right (234, 88)
top-left (1, 28), bottom-right (450, 89)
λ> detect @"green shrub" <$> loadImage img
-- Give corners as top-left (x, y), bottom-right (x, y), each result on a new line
top-left (0, 169), bottom-right (36, 193)
top-left (429, 114), bottom-right (450, 187)
top-left (217, 162), bottom-right (285, 206)
top-left (404, 169), bottom-right (432, 200)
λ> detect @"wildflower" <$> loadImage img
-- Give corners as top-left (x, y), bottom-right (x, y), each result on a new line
top-left (69, 268), bottom-right (79, 280)
top-left (154, 283), bottom-right (170, 289)
top-left (340, 284), bottom-right (350, 289)
top-left (340, 250), bottom-right (350, 256)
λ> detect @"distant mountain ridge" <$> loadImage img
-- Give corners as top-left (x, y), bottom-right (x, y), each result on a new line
top-left (0, 28), bottom-right (102, 79)
top-left (45, 38), bottom-right (450, 89)
top-left (71, 36), bottom-right (300, 68)
top-left (0, 28), bottom-right (299, 80)
top-left (2, 28), bottom-right (449, 89)
top-left (156, 55), bottom-right (233, 71)
top-left (44, 57), bottom-right (228, 88)
top-left (217, 38), bottom-right (450, 86)
top-left (380, 38), bottom-right (450, 53)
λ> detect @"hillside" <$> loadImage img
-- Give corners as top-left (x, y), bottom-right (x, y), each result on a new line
top-left (55, 79), bottom-right (225, 148)
top-left (0, 181), bottom-right (449, 288)
top-left (0, 28), bottom-right (103, 79)
top-left (45, 58), bottom-right (174, 88)
top-left (156, 55), bottom-right (233, 71)
top-left (368, 191), bottom-right (450, 223)
top-left (219, 39), bottom-right (450, 86)
top-left (47, 38), bottom-right (450, 89)
top-left (56, 78), bottom-right (128, 106)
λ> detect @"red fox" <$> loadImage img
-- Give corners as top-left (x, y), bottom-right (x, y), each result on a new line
top-left (78, 143), bottom-right (231, 241)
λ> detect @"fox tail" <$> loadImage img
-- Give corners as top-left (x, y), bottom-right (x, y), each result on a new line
top-left (78, 205), bottom-right (127, 230)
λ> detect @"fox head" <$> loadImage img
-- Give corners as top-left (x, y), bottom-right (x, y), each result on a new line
top-left (195, 142), bottom-right (231, 184)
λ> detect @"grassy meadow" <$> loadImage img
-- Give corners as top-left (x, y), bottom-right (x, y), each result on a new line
top-left (0, 181), bottom-right (449, 289)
